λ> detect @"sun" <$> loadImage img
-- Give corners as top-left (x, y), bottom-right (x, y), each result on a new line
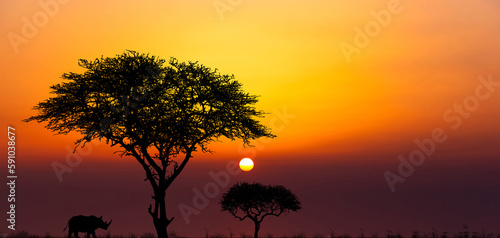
top-left (239, 158), bottom-right (254, 172)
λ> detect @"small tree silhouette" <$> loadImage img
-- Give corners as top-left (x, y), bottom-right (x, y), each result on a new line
top-left (220, 182), bottom-right (301, 238)
top-left (24, 51), bottom-right (275, 238)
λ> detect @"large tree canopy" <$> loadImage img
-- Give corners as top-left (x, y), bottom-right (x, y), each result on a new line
top-left (220, 182), bottom-right (301, 238)
top-left (25, 50), bottom-right (275, 238)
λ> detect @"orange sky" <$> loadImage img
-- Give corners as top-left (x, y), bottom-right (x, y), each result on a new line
top-left (2, 0), bottom-right (500, 164)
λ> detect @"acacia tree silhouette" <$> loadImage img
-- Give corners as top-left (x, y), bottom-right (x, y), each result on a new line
top-left (220, 182), bottom-right (301, 238)
top-left (24, 51), bottom-right (275, 238)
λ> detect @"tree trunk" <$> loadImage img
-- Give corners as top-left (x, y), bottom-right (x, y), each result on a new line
top-left (254, 221), bottom-right (261, 238)
top-left (150, 189), bottom-right (172, 238)
top-left (154, 220), bottom-right (168, 238)
top-left (137, 150), bottom-right (191, 238)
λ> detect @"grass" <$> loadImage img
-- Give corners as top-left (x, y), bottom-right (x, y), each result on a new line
top-left (4, 227), bottom-right (500, 238)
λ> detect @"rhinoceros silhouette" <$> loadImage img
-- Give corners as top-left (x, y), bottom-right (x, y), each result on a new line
top-left (63, 215), bottom-right (112, 238)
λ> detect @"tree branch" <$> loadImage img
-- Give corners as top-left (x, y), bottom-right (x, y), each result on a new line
top-left (120, 141), bottom-right (158, 191)
top-left (141, 147), bottom-right (163, 176)
top-left (165, 149), bottom-right (192, 188)
top-left (258, 210), bottom-right (284, 223)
